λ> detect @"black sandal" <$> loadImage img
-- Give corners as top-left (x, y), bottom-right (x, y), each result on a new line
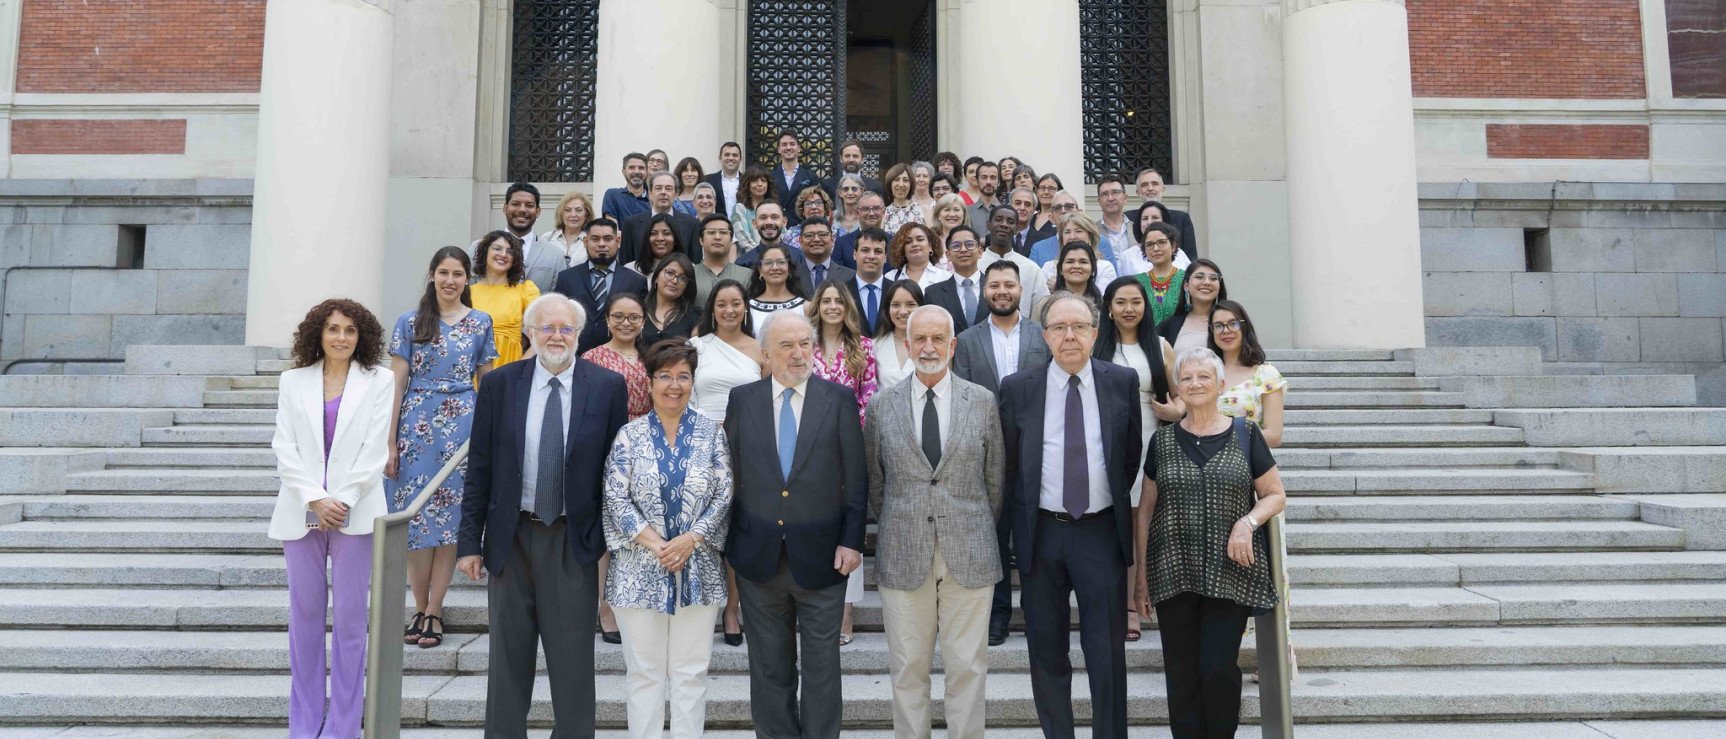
top-left (403, 612), bottom-right (425, 645)
top-left (417, 615), bottom-right (444, 648)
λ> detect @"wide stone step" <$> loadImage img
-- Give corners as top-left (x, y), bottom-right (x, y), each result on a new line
top-left (174, 408), bottom-right (273, 425)
top-left (143, 425), bottom-right (272, 446)
top-left (1279, 467), bottom-right (1592, 494)
top-left (1280, 376), bottom-right (1440, 391)
top-left (1284, 391), bottom-right (1465, 408)
top-left (214, 375), bottom-right (279, 390)
top-left (1287, 520), bottom-right (1684, 553)
top-left (1281, 409), bottom-right (1494, 425)
top-left (3, 667), bottom-right (1722, 726)
top-left (201, 390), bottom-right (275, 407)
top-left (103, 447), bottom-right (276, 468)
top-left (1281, 425), bottom-right (1524, 448)
top-left (0, 520), bottom-right (270, 552)
top-left (1276, 360), bottom-right (1414, 376)
top-left (1294, 551), bottom-right (1726, 587)
top-left (20, 495), bottom-right (274, 520)
top-left (0, 552), bottom-right (284, 587)
top-left (1275, 447), bottom-right (1565, 469)
top-left (65, 468), bottom-right (278, 493)
top-left (1266, 350), bottom-right (1396, 362)
top-left (1285, 495), bottom-right (1637, 522)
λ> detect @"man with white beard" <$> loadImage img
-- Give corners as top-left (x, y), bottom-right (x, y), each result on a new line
top-left (863, 305), bottom-right (1006, 739)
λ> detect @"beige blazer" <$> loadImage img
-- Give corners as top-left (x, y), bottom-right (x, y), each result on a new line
top-left (267, 360), bottom-right (394, 541)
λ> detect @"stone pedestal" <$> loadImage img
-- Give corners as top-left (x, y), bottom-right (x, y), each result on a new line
top-left (244, 0), bottom-right (394, 346)
top-left (1284, 0), bottom-right (1425, 348)
top-left (954, 0), bottom-right (1083, 193)
top-left (592, 0), bottom-right (725, 197)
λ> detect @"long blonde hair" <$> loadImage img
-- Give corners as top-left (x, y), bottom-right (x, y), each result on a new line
top-left (805, 280), bottom-right (868, 380)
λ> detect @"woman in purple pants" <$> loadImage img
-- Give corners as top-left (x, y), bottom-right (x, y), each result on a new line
top-left (268, 298), bottom-right (394, 738)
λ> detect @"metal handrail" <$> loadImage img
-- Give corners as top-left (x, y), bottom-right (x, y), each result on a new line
top-left (1255, 513), bottom-right (1295, 737)
top-left (364, 440), bottom-right (469, 738)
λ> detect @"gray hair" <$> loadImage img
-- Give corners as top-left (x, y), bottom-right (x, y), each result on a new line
top-left (693, 181), bottom-right (716, 197)
top-left (1042, 293), bottom-right (1099, 327)
top-left (523, 293), bottom-right (586, 342)
top-left (1009, 186), bottom-right (1037, 204)
top-left (756, 308), bottom-right (813, 353)
top-left (649, 171), bottom-right (678, 189)
top-left (907, 304), bottom-right (955, 338)
top-left (910, 161), bottom-right (934, 179)
top-left (1174, 346), bottom-right (1226, 384)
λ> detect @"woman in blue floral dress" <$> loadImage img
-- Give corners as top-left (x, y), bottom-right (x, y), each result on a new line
top-left (386, 246), bottom-right (498, 648)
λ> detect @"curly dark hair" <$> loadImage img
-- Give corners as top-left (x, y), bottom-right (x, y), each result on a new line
top-left (473, 230), bottom-right (526, 286)
top-left (291, 298), bottom-right (386, 369)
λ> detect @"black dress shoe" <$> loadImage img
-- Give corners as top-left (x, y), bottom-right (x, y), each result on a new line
top-left (988, 621), bottom-right (1008, 647)
top-left (602, 630), bottom-right (622, 644)
top-left (723, 627), bottom-right (744, 647)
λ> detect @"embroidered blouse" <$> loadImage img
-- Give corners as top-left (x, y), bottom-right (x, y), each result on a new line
top-left (602, 409), bottom-right (733, 613)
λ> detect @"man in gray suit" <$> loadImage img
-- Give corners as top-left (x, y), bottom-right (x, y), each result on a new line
top-left (723, 309), bottom-right (867, 739)
top-left (952, 259), bottom-right (1050, 646)
top-left (866, 305), bottom-right (1005, 738)
top-left (476, 182), bottom-right (567, 295)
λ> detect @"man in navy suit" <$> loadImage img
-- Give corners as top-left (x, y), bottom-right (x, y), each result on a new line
top-left (701, 141), bottom-right (745, 223)
top-left (1134, 166), bottom-right (1199, 265)
top-left (723, 309), bottom-right (867, 739)
top-left (550, 218), bottom-right (647, 354)
top-left (998, 293), bottom-right (1141, 739)
top-left (921, 225), bottom-right (990, 333)
top-left (457, 293), bottom-right (629, 738)
top-left (772, 130), bottom-right (825, 227)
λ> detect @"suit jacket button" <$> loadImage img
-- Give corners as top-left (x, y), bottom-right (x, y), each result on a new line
top-left (927, 516), bottom-right (934, 522)
top-left (777, 519), bottom-right (785, 526)
top-left (930, 478), bottom-right (938, 485)
top-left (781, 490), bottom-right (789, 498)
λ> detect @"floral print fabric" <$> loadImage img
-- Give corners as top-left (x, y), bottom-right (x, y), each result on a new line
top-left (385, 310), bottom-right (497, 550)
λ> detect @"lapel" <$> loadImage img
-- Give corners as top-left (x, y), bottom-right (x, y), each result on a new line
top-left (934, 379), bottom-right (969, 475)
top-left (327, 361), bottom-right (370, 454)
top-left (300, 365), bottom-right (325, 470)
top-left (506, 360), bottom-right (532, 471)
top-left (1016, 317), bottom-right (1042, 368)
top-left (788, 380), bottom-right (829, 481)
top-left (746, 381), bottom-right (785, 486)
top-left (893, 379), bottom-right (934, 475)
top-left (564, 360), bottom-right (592, 457)
top-left (1021, 363), bottom-right (1050, 494)
top-left (1091, 359), bottom-right (1120, 481)
top-left (973, 329), bottom-right (1001, 387)
top-left (568, 264), bottom-right (595, 308)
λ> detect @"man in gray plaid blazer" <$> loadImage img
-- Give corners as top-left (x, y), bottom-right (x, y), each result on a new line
top-left (864, 304), bottom-right (1006, 739)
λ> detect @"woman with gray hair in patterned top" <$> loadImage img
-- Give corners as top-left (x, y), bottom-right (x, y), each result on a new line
top-left (1133, 346), bottom-right (1286, 738)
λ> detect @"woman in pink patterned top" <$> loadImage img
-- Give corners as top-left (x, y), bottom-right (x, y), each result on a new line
top-left (805, 278), bottom-right (879, 645)
top-left (581, 293), bottom-right (652, 421)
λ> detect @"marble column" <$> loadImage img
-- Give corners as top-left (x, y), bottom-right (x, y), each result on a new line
top-left (954, 0), bottom-right (1084, 193)
top-left (592, 0), bottom-right (725, 197)
top-left (245, 0), bottom-right (394, 346)
top-left (1284, 0), bottom-right (1426, 348)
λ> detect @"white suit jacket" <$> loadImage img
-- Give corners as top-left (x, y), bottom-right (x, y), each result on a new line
top-left (267, 360), bottom-right (394, 541)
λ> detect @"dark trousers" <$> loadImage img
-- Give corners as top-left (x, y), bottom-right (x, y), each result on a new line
top-left (1155, 591), bottom-right (1252, 739)
top-left (1022, 512), bottom-right (1128, 739)
top-left (991, 507), bottom-right (1015, 626)
top-left (737, 549), bottom-right (846, 739)
top-left (486, 514), bottom-right (598, 738)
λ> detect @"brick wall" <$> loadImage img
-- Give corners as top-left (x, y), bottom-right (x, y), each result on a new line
top-left (1407, 0), bottom-right (1646, 99)
top-left (15, 0), bottom-right (266, 94)
top-left (1485, 124), bottom-right (1650, 160)
top-left (11, 120), bottom-right (188, 155)
top-left (1667, 0), bottom-right (1726, 98)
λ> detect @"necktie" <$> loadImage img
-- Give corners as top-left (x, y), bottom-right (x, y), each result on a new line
top-left (863, 284), bottom-right (879, 332)
top-left (960, 278), bottom-right (977, 322)
top-left (1014, 232), bottom-right (1024, 252)
top-left (778, 387), bottom-right (797, 480)
top-left (921, 388), bottom-right (942, 469)
top-left (1063, 374), bottom-right (1088, 519)
top-left (813, 263), bottom-right (827, 285)
top-left (536, 377), bottom-right (566, 522)
top-left (591, 268), bottom-right (610, 307)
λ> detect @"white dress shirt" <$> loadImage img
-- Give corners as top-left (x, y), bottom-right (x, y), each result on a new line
top-left (521, 359), bottom-right (575, 514)
top-left (1039, 361), bottom-right (1110, 515)
top-left (769, 375), bottom-right (808, 451)
top-left (721, 172), bottom-right (740, 211)
top-left (911, 370), bottom-right (953, 448)
top-left (989, 318), bottom-right (1023, 380)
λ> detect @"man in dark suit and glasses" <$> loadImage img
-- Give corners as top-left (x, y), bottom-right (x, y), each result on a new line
top-left (922, 225), bottom-right (990, 333)
top-left (998, 293), bottom-right (1141, 739)
top-left (723, 309), bottom-right (867, 739)
top-left (551, 218), bottom-right (647, 354)
top-left (457, 293), bottom-right (630, 738)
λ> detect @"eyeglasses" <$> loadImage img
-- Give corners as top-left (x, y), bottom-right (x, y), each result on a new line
top-left (659, 273), bottom-right (689, 285)
top-left (608, 313), bottom-right (644, 325)
top-left (1190, 273), bottom-right (1222, 284)
top-left (857, 205), bottom-right (884, 213)
top-left (1052, 203), bottom-right (1079, 213)
top-left (1212, 319), bottom-right (1246, 333)
top-left (802, 231), bottom-right (831, 240)
top-left (652, 372), bottom-right (695, 385)
top-left (535, 325), bottom-right (577, 337)
top-left (1044, 322), bottom-right (1094, 336)
top-left (1099, 189), bottom-right (1126, 198)
top-left (1144, 237), bottom-right (1172, 248)
top-left (948, 239), bottom-right (979, 252)
top-left (759, 259), bottom-right (789, 268)
top-left (1036, 185), bottom-right (1059, 193)
top-left (702, 228), bottom-right (731, 236)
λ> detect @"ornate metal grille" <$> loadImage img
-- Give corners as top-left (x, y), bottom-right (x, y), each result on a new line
top-left (508, 0), bottom-right (600, 182)
top-left (746, 0), bottom-right (846, 173)
top-left (1079, 0), bottom-right (1173, 184)
top-left (906, 3), bottom-right (937, 162)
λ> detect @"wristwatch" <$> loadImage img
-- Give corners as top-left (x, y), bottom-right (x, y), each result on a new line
top-left (1240, 514), bottom-right (1260, 531)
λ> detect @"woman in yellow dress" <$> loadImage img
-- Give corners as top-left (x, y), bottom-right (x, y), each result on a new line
top-left (469, 230), bottom-right (542, 366)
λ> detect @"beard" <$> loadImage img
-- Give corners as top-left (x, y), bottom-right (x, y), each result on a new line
top-left (914, 354), bottom-right (949, 374)
top-left (988, 299), bottom-right (1019, 317)
top-left (759, 225), bottom-right (782, 242)
top-left (537, 344), bottom-right (576, 368)
top-left (588, 252), bottom-right (616, 268)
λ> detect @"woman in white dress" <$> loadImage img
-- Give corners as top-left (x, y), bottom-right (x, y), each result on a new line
top-left (744, 243), bottom-right (809, 328)
top-left (870, 279), bottom-right (925, 391)
top-left (689, 278), bottom-right (766, 646)
top-left (1096, 276), bottom-right (1179, 643)
top-left (884, 222), bottom-right (951, 290)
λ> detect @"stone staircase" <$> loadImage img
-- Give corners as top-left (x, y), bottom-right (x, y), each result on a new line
top-left (0, 345), bottom-right (1723, 735)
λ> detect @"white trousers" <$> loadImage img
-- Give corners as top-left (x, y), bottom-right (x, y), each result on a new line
top-left (877, 548), bottom-right (993, 739)
top-left (613, 603), bottom-right (721, 739)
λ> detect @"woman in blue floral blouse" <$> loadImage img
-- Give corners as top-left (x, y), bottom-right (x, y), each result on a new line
top-left (386, 246), bottom-right (497, 649)
top-left (602, 338), bottom-right (733, 738)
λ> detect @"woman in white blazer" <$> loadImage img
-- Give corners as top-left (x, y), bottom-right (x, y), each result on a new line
top-left (268, 298), bottom-right (394, 739)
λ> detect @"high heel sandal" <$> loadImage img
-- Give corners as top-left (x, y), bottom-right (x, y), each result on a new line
top-left (403, 612), bottom-right (425, 645)
top-left (723, 616), bottom-right (744, 647)
top-left (417, 615), bottom-right (444, 648)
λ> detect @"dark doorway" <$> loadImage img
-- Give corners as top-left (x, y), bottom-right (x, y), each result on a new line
top-left (844, 0), bottom-right (935, 177)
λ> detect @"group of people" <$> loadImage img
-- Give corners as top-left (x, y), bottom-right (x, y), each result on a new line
top-left (267, 135), bottom-right (1291, 739)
